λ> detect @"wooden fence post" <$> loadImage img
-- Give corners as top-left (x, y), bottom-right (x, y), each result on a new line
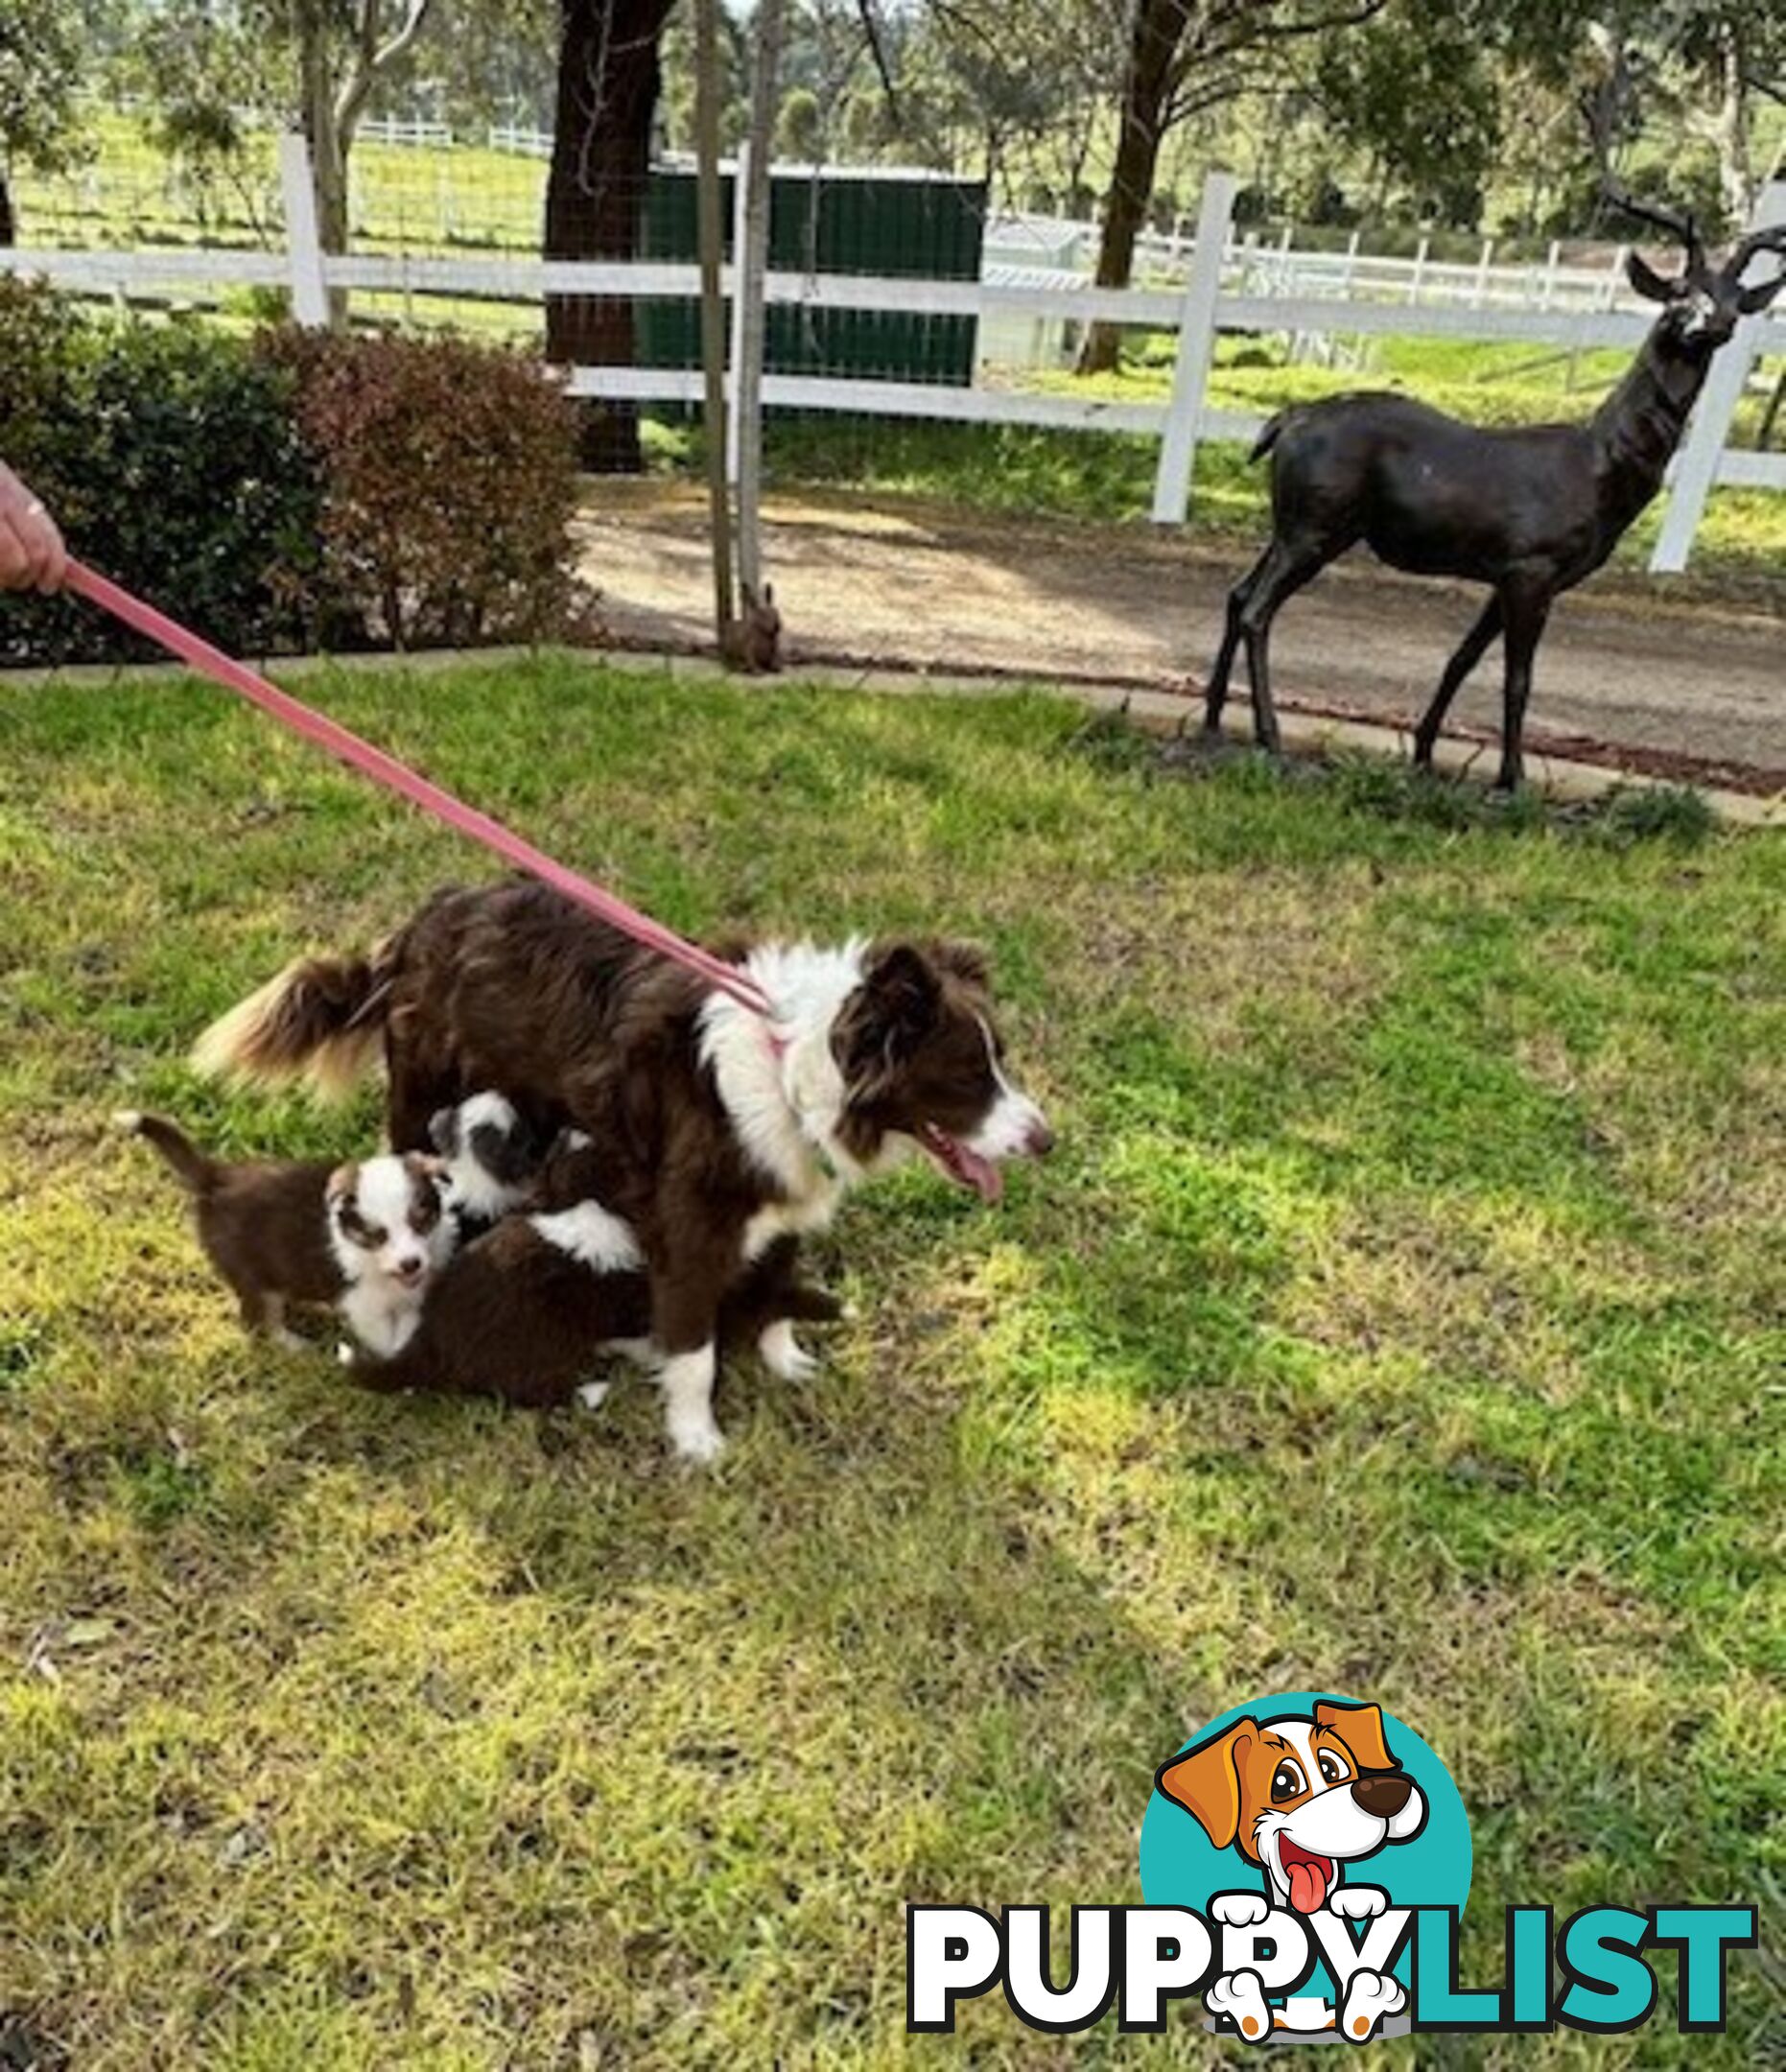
top-left (1651, 177), bottom-right (1786, 574)
top-left (277, 130), bottom-right (329, 328)
top-left (725, 139), bottom-right (751, 492)
top-left (1150, 170), bottom-right (1235, 527)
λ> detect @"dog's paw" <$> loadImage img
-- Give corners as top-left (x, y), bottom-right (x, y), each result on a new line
top-left (1329, 1885), bottom-right (1387, 1922)
top-left (1211, 1892), bottom-right (1271, 1929)
top-left (1339, 1969), bottom-right (1404, 2044)
top-left (668, 1414), bottom-right (727, 1467)
top-left (576, 1379), bottom-right (613, 1411)
top-left (1206, 1969), bottom-right (1272, 2043)
top-left (759, 1319), bottom-right (818, 1382)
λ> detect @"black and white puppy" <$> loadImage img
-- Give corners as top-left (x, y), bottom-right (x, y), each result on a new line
top-left (427, 1089), bottom-right (568, 1237)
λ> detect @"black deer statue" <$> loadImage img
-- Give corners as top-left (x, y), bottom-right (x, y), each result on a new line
top-left (1200, 191), bottom-right (1786, 789)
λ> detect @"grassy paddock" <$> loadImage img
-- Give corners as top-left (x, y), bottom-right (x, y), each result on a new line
top-left (0, 656), bottom-right (1781, 2068)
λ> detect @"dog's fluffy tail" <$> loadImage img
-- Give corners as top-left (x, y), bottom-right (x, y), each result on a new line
top-left (114, 1110), bottom-right (217, 1194)
top-left (192, 950), bottom-right (389, 1101)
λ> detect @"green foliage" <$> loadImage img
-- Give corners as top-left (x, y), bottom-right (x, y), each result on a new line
top-left (0, 281), bottom-right (586, 662)
top-left (1315, 0), bottom-right (1504, 226)
top-left (0, 0), bottom-right (89, 177)
top-left (0, 278), bottom-right (325, 665)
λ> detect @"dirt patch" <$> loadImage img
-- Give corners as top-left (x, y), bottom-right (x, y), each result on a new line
top-left (579, 482), bottom-right (1785, 790)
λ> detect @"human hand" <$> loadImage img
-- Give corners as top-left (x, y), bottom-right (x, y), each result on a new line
top-left (0, 463), bottom-right (66, 592)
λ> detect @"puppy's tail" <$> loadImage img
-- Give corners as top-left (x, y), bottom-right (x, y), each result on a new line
top-left (114, 1110), bottom-right (217, 1194)
top-left (192, 948), bottom-right (390, 1102)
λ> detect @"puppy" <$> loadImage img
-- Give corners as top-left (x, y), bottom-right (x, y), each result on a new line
top-left (341, 1176), bottom-right (840, 1415)
top-left (195, 878), bottom-right (1053, 1462)
top-left (427, 1088), bottom-right (565, 1236)
top-left (116, 1111), bottom-right (456, 1354)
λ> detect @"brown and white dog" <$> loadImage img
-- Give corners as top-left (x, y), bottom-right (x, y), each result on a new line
top-left (1157, 1701), bottom-right (1425, 2043)
top-left (194, 879), bottom-right (1053, 1460)
top-left (116, 1111), bottom-right (457, 1354)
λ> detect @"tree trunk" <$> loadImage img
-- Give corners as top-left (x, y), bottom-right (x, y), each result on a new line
top-left (0, 173), bottom-right (13, 247)
top-left (1711, 14), bottom-right (1754, 230)
top-left (1077, 0), bottom-right (1178, 375)
top-left (734, 0), bottom-right (784, 603)
top-left (545, 0), bottom-right (677, 472)
top-left (295, 0), bottom-right (351, 324)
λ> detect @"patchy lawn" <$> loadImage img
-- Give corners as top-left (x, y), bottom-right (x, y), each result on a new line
top-left (0, 654), bottom-right (1781, 2069)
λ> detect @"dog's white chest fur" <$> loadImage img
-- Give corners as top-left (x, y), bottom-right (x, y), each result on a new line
top-left (700, 940), bottom-right (871, 1260)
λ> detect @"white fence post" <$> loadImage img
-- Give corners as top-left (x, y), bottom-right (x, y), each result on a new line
top-left (1151, 169), bottom-right (1235, 526)
top-left (1651, 177), bottom-right (1786, 573)
top-left (1410, 235), bottom-right (1429, 302)
top-left (277, 130), bottom-right (329, 327)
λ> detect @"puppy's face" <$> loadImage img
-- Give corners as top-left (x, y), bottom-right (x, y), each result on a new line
top-left (428, 1090), bottom-right (551, 1216)
top-left (831, 941), bottom-right (1053, 1201)
top-left (1157, 1703), bottom-right (1425, 1915)
top-left (327, 1152), bottom-right (453, 1288)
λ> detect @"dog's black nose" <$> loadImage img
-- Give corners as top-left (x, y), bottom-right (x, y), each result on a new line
top-left (1351, 1772), bottom-right (1412, 1819)
top-left (1025, 1117), bottom-right (1056, 1157)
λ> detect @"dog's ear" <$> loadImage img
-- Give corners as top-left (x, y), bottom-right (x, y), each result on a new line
top-left (839, 942), bottom-right (944, 1082)
top-left (403, 1152), bottom-right (450, 1194)
top-left (1315, 1700), bottom-right (1395, 1772)
top-left (1157, 1719), bottom-right (1256, 1849)
top-left (325, 1162), bottom-right (358, 1207)
top-left (427, 1106), bottom-right (458, 1156)
top-left (928, 938), bottom-right (991, 993)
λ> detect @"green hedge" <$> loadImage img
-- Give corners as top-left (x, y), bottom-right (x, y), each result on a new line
top-left (0, 281), bottom-right (583, 667)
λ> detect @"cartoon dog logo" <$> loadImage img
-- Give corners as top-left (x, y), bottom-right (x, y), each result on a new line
top-left (1157, 1699), bottom-right (1426, 2042)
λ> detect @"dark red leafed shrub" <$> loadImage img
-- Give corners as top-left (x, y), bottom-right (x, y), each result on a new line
top-left (265, 329), bottom-right (585, 650)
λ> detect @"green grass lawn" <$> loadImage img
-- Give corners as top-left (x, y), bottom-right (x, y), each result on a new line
top-left (1, 656), bottom-right (1781, 2067)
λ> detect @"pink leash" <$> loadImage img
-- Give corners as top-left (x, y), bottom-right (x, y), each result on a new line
top-left (61, 558), bottom-right (777, 1022)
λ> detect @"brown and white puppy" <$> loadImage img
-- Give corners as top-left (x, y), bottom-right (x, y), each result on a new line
top-left (341, 1174), bottom-right (841, 1413)
top-left (116, 1111), bottom-right (455, 1354)
top-left (193, 880), bottom-right (1053, 1461)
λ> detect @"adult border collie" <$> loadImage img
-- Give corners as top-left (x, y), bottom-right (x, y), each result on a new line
top-left (196, 880), bottom-right (1053, 1460)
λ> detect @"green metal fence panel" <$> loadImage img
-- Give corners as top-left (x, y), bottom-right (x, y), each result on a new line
top-left (636, 166), bottom-right (985, 386)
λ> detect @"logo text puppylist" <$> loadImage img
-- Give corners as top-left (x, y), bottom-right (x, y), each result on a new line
top-left (906, 1692), bottom-right (1756, 2042)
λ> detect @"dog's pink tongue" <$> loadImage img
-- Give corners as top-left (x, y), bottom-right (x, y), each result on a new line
top-left (1287, 1859), bottom-right (1328, 1914)
top-left (961, 1144), bottom-right (1003, 1204)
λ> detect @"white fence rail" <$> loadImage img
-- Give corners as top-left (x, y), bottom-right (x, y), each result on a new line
top-left (4, 142), bottom-right (1781, 575)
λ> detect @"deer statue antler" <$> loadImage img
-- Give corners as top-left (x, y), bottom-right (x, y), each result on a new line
top-left (1727, 221), bottom-right (1786, 313)
top-left (1727, 220), bottom-right (1786, 275)
top-left (1604, 183), bottom-right (1712, 286)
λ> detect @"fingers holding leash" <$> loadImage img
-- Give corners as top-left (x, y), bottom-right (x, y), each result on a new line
top-left (0, 464), bottom-right (67, 593)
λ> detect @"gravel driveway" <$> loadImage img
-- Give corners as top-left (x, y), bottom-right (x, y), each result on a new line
top-left (582, 483), bottom-right (1784, 789)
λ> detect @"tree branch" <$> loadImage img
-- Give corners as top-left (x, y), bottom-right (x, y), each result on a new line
top-left (334, 0), bottom-right (437, 138)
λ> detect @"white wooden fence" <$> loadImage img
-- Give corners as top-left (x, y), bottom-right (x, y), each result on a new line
top-left (4, 140), bottom-right (1782, 575)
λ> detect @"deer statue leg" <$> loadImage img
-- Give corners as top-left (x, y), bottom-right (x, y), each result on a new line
top-left (1494, 577), bottom-right (1553, 790)
top-left (1200, 549), bottom-right (1272, 736)
top-left (1238, 539), bottom-right (1328, 756)
top-left (1413, 597), bottom-right (1503, 770)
